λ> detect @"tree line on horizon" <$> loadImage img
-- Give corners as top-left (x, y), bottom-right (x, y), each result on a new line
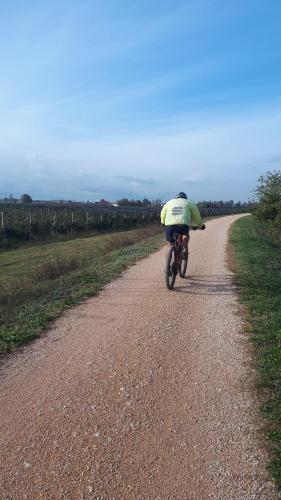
top-left (115, 198), bottom-right (254, 209)
top-left (1, 194), bottom-right (254, 210)
top-left (198, 200), bottom-right (255, 209)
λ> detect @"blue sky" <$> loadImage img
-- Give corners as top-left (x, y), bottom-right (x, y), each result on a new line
top-left (1, 0), bottom-right (281, 202)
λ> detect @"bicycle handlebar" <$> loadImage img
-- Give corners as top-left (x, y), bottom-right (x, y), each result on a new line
top-left (190, 225), bottom-right (206, 230)
top-left (161, 224), bottom-right (206, 230)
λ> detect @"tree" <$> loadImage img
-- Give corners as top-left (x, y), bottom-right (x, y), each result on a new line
top-left (116, 198), bottom-right (129, 206)
top-left (98, 198), bottom-right (111, 206)
top-left (142, 198), bottom-right (151, 206)
top-left (153, 198), bottom-right (162, 206)
top-left (256, 170), bottom-right (281, 205)
top-left (255, 170), bottom-right (281, 242)
top-left (255, 170), bottom-right (281, 221)
top-left (21, 193), bottom-right (32, 204)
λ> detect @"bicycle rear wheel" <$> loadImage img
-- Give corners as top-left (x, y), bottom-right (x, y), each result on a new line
top-left (179, 250), bottom-right (188, 278)
top-left (165, 246), bottom-right (177, 290)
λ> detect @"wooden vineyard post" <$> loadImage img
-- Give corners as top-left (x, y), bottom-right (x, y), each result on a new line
top-left (52, 212), bottom-right (57, 236)
top-left (29, 211), bottom-right (32, 241)
top-left (0, 211), bottom-right (4, 240)
top-left (71, 212), bottom-right (74, 234)
top-left (63, 208), bottom-right (67, 232)
top-left (86, 210), bottom-right (89, 231)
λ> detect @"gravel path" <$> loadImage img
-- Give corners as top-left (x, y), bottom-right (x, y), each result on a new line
top-left (0, 215), bottom-right (278, 499)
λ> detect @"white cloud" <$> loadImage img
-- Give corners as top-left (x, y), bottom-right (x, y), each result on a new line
top-left (26, 153), bottom-right (47, 172)
top-left (182, 172), bottom-right (206, 182)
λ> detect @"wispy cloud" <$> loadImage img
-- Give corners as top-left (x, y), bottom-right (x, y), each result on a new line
top-left (181, 172), bottom-right (207, 183)
top-left (1, 105), bottom-right (281, 201)
top-left (113, 176), bottom-right (156, 186)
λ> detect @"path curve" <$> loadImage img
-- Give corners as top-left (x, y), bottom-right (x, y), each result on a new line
top-left (0, 215), bottom-right (277, 499)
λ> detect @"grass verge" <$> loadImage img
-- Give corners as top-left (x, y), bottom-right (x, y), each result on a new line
top-left (0, 225), bottom-right (163, 354)
top-left (231, 215), bottom-right (281, 488)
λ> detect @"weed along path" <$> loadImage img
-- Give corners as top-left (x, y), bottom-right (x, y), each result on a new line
top-left (0, 215), bottom-right (277, 499)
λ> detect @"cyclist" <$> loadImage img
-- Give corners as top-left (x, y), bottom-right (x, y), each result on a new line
top-left (160, 192), bottom-right (205, 257)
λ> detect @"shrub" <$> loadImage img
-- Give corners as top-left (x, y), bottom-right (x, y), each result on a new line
top-left (255, 171), bottom-right (281, 243)
top-left (21, 194), bottom-right (32, 204)
top-left (35, 255), bottom-right (81, 281)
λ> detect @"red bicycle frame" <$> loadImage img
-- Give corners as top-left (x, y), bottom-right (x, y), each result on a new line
top-left (174, 233), bottom-right (184, 270)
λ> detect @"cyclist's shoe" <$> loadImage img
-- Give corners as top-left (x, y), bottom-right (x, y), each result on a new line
top-left (182, 248), bottom-right (189, 260)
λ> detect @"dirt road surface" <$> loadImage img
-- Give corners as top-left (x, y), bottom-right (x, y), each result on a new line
top-left (0, 215), bottom-right (278, 499)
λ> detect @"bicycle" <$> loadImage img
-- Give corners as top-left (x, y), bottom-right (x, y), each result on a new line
top-left (165, 226), bottom-right (205, 290)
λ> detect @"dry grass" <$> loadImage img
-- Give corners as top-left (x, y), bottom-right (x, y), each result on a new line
top-left (36, 254), bottom-right (82, 281)
top-left (0, 224), bottom-right (163, 352)
top-left (0, 225), bottom-right (161, 305)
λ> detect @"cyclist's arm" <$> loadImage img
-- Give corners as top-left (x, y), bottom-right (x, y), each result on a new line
top-left (160, 204), bottom-right (167, 225)
top-left (189, 201), bottom-right (203, 226)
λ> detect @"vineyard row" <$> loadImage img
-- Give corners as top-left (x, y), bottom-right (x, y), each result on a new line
top-left (0, 205), bottom-right (247, 241)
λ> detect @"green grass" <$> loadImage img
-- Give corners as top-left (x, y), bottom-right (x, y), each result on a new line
top-left (0, 225), bottom-right (163, 354)
top-left (231, 215), bottom-right (281, 488)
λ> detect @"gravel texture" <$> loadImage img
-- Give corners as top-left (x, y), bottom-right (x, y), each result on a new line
top-left (0, 214), bottom-right (278, 499)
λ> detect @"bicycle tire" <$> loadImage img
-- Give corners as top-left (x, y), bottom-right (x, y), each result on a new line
top-left (179, 251), bottom-right (188, 278)
top-left (165, 246), bottom-right (177, 290)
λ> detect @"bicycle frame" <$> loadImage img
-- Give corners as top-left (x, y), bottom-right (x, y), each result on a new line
top-left (174, 233), bottom-right (184, 271)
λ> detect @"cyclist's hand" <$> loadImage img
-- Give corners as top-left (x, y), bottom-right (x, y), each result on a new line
top-left (201, 224), bottom-right (206, 230)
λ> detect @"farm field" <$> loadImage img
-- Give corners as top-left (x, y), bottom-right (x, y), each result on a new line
top-left (0, 203), bottom-right (160, 246)
top-left (0, 225), bottom-right (163, 353)
top-left (0, 202), bottom-right (248, 247)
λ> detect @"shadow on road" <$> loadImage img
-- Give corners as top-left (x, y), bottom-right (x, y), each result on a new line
top-left (174, 274), bottom-right (235, 295)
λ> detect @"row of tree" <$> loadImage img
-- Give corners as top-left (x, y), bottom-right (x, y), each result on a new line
top-left (1, 195), bottom-right (162, 208)
top-left (1, 194), bottom-right (33, 204)
top-left (197, 200), bottom-right (255, 209)
top-left (115, 198), bottom-right (162, 207)
top-left (2, 194), bottom-right (255, 211)
top-left (116, 198), bottom-right (255, 209)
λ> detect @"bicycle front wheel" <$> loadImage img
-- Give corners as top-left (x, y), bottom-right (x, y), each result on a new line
top-left (165, 246), bottom-right (177, 290)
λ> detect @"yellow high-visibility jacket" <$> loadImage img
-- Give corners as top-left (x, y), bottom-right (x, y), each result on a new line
top-left (160, 198), bottom-right (202, 226)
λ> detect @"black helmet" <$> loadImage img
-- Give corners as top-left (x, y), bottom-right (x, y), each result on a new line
top-left (176, 192), bottom-right (187, 199)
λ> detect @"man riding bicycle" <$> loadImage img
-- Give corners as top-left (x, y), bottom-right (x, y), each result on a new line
top-left (160, 192), bottom-right (205, 258)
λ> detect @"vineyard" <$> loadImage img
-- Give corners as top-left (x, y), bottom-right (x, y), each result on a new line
top-left (0, 204), bottom-right (160, 243)
top-left (0, 202), bottom-right (249, 244)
